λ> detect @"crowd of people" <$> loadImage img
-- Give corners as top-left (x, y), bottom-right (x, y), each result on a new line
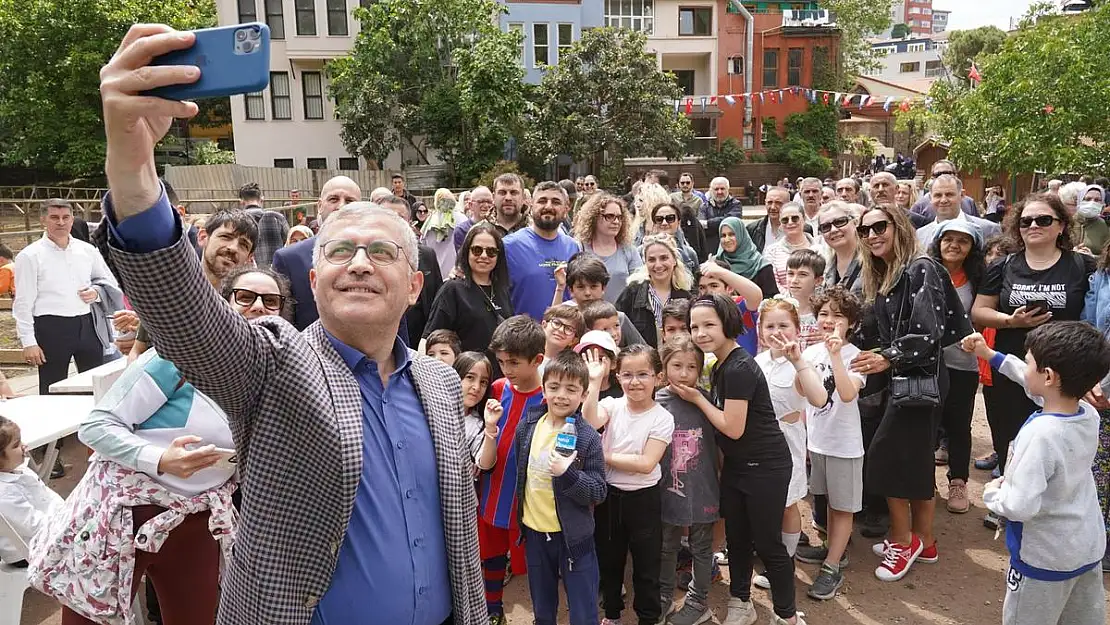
top-left (1, 23), bottom-right (1110, 625)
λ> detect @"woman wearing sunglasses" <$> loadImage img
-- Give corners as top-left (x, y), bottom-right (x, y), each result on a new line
top-left (636, 184), bottom-right (701, 278)
top-left (972, 193), bottom-right (1096, 525)
top-left (573, 192), bottom-right (642, 303)
top-left (52, 267), bottom-right (292, 625)
top-left (851, 204), bottom-right (971, 584)
top-left (763, 202), bottom-right (816, 293)
top-left (617, 233), bottom-right (694, 348)
top-left (423, 222), bottom-right (514, 358)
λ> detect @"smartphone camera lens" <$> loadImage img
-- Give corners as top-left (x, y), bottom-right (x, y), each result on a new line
top-left (250, 26), bottom-right (261, 39)
top-left (241, 40), bottom-right (255, 53)
top-left (236, 29), bottom-right (248, 42)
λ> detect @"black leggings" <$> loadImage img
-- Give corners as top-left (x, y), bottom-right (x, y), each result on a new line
top-left (720, 462), bottom-right (796, 619)
top-left (595, 483), bottom-right (663, 625)
top-left (984, 372), bottom-right (1037, 473)
top-left (942, 369), bottom-right (979, 482)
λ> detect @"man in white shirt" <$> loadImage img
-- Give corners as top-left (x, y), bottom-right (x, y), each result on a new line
top-left (799, 177), bottom-right (824, 233)
top-left (915, 175), bottom-right (1000, 247)
top-left (14, 199), bottom-right (119, 398)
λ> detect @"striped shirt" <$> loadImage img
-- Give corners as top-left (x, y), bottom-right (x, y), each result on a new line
top-left (479, 379), bottom-right (545, 528)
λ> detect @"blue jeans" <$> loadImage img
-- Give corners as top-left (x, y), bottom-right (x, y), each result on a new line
top-left (523, 527), bottom-right (599, 625)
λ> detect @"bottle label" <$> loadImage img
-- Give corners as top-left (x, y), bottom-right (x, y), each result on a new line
top-left (555, 432), bottom-right (577, 450)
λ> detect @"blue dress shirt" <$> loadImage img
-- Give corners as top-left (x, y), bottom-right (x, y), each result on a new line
top-left (312, 332), bottom-right (452, 625)
top-left (104, 190), bottom-right (451, 625)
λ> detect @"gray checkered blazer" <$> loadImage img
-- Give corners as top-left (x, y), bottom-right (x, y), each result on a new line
top-left (110, 231), bottom-right (486, 625)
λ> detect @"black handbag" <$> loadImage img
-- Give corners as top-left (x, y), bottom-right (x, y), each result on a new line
top-left (888, 268), bottom-right (942, 409)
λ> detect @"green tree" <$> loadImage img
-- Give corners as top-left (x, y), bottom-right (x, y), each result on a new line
top-left (699, 138), bottom-right (746, 177)
top-left (761, 105), bottom-right (838, 178)
top-left (943, 26), bottom-right (1007, 85)
top-left (890, 23), bottom-right (911, 39)
top-left (522, 27), bottom-right (692, 169)
top-left (818, 0), bottom-right (896, 79)
top-left (918, 2), bottom-right (1110, 174)
top-left (0, 0), bottom-right (216, 176)
top-left (328, 0), bottom-right (527, 185)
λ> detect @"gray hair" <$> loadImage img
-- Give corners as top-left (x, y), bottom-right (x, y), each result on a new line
top-left (369, 187), bottom-right (393, 203)
top-left (836, 177), bottom-right (859, 191)
top-left (41, 198), bottom-right (73, 218)
top-left (1047, 179), bottom-right (1063, 191)
top-left (801, 177), bottom-right (822, 189)
top-left (932, 173), bottom-right (964, 193)
top-left (1058, 181), bottom-right (1087, 206)
top-left (710, 176), bottom-right (730, 188)
top-left (313, 202), bottom-right (418, 269)
top-left (870, 171), bottom-right (897, 185)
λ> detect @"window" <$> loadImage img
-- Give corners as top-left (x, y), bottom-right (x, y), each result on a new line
top-left (339, 157), bottom-right (359, 170)
top-left (508, 23), bottom-right (524, 66)
top-left (265, 0), bottom-right (285, 39)
top-left (295, 0), bottom-right (316, 36)
top-left (245, 91), bottom-right (265, 119)
top-left (743, 132), bottom-right (754, 150)
top-left (604, 0), bottom-right (653, 34)
top-left (672, 70), bottom-right (696, 96)
top-left (787, 48), bottom-right (803, 86)
top-left (873, 45), bottom-right (895, 56)
top-left (728, 55), bottom-right (744, 75)
top-left (557, 24), bottom-right (573, 62)
top-left (532, 23), bottom-right (549, 67)
top-left (307, 158), bottom-right (328, 170)
top-left (679, 7), bottom-right (712, 36)
top-left (326, 0), bottom-right (347, 35)
top-left (762, 49), bottom-right (779, 88)
top-left (302, 71), bottom-right (325, 119)
top-left (907, 42), bottom-right (925, 53)
top-left (761, 117), bottom-right (776, 146)
top-left (274, 158), bottom-right (295, 168)
top-left (899, 61), bottom-right (921, 73)
top-left (270, 72), bottom-right (292, 119)
top-left (925, 59), bottom-right (945, 77)
top-left (238, 0), bottom-right (257, 23)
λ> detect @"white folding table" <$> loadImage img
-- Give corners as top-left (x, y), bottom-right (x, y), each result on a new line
top-left (47, 357), bottom-right (129, 395)
top-left (0, 395), bottom-right (96, 480)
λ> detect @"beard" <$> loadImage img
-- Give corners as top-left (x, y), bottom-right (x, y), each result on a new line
top-left (534, 212), bottom-right (562, 232)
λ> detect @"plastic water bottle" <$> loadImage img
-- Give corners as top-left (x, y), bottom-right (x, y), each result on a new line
top-left (554, 417), bottom-right (577, 457)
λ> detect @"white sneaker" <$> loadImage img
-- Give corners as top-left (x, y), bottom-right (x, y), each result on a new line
top-left (723, 597), bottom-right (757, 625)
top-left (752, 571), bottom-right (771, 589)
top-left (872, 540), bottom-right (893, 557)
top-left (768, 613), bottom-right (807, 625)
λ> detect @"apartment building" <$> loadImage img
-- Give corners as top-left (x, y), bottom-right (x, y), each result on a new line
top-left (931, 9), bottom-right (949, 33)
top-left (502, 2), bottom-right (601, 84)
top-left (862, 31), bottom-right (948, 91)
top-left (903, 0), bottom-right (934, 35)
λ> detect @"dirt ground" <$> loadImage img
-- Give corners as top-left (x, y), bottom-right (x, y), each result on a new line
top-left (16, 394), bottom-right (1110, 625)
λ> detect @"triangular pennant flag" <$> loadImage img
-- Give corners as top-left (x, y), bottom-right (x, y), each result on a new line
top-left (778, 90), bottom-right (785, 102)
top-left (769, 91), bottom-right (777, 104)
top-left (883, 96), bottom-right (894, 112)
top-left (968, 61), bottom-right (982, 87)
top-left (724, 94), bottom-right (736, 106)
top-left (924, 97), bottom-right (934, 109)
top-left (858, 95), bottom-right (868, 109)
top-left (685, 98), bottom-right (692, 115)
top-left (899, 98), bottom-right (912, 112)
top-left (843, 94), bottom-right (852, 106)
top-left (822, 92), bottom-right (830, 105)
top-left (759, 92), bottom-right (765, 105)
top-left (673, 100), bottom-right (681, 114)
top-left (710, 96), bottom-right (717, 106)
top-left (700, 97), bottom-right (707, 112)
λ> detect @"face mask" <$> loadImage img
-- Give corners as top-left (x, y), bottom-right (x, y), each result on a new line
top-left (1078, 201), bottom-right (1103, 219)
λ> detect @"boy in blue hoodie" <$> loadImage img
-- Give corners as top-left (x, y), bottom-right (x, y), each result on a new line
top-left (962, 322), bottom-right (1110, 625)
top-left (514, 349), bottom-right (608, 625)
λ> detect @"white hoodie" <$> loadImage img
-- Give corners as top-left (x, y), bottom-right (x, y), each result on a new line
top-left (0, 462), bottom-right (63, 563)
top-left (982, 353), bottom-right (1106, 580)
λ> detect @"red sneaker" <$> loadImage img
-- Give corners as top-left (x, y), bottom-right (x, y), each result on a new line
top-left (919, 542), bottom-right (939, 563)
top-left (875, 534), bottom-right (924, 582)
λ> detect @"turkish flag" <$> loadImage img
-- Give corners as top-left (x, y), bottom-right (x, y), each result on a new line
top-left (822, 92), bottom-right (830, 105)
top-left (685, 98), bottom-right (692, 115)
top-left (968, 62), bottom-right (982, 85)
top-left (899, 98), bottom-right (912, 112)
top-left (770, 91), bottom-right (777, 104)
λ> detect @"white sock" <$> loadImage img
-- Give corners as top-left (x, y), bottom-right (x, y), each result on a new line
top-left (783, 531), bottom-right (801, 557)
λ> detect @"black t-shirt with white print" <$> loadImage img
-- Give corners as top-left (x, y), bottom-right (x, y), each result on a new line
top-left (710, 346), bottom-right (790, 472)
top-left (980, 250), bottom-right (1096, 357)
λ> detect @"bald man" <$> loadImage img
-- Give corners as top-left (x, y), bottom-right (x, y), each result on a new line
top-left (272, 176), bottom-right (362, 330)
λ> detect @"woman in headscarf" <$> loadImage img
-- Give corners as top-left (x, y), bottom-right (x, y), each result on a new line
top-left (420, 188), bottom-right (459, 277)
top-left (285, 225), bottom-right (313, 247)
top-left (714, 216), bottom-right (779, 299)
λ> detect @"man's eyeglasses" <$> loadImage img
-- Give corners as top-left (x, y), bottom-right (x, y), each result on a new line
top-left (1019, 215), bottom-right (1061, 229)
top-left (319, 239), bottom-right (406, 266)
top-left (856, 220), bottom-right (890, 238)
top-left (469, 245), bottom-right (500, 258)
top-left (231, 288), bottom-right (285, 312)
top-left (780, 214), bottom-right (802, 225)
top-left (617, 372), bottom-right (655, 383)
top-left (600, 212), bottom-right (623, 224)
top-left (818, 215), bottom-right (852, 234)
top-left (653, 214), bottom-right (678, 225)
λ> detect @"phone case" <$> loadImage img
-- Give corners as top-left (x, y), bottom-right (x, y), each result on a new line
top-left (144, 23), bottom-right (270, 100)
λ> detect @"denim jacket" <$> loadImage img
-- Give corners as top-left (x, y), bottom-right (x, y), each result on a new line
top-left (1082, 269), bottom-right (1110, 336)
top-left (514, 405), bottom-right (607, 563)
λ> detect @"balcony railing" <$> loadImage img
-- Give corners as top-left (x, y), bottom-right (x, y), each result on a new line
top-left (783, 9), bottom-right (835, 27)
top-left (924, 67), bottom-right (946, 77)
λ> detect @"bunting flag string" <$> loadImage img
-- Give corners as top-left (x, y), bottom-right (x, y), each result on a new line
top-left (672, 86), bottom-right (935, 116)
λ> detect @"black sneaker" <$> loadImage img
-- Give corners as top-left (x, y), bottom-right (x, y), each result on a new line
top-left (859, 511), bottom-right (888, 539)
top-left (489, 614), bottom-right (506, 625)
top-left (50, 458), bottom-right (65, 479)
top-left (806, 564), bottom-right (844, 601)
top-left (795, 544), bottom-right (849, 567)
top-left (983, 512), bottom-right (1007, 531)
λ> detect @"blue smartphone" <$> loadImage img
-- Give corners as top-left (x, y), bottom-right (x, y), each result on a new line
top-left (143, 23), bottom-right (270, 100)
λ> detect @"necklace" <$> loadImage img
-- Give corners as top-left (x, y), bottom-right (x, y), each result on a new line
top-left (477, 282), bottom-right (503, 316)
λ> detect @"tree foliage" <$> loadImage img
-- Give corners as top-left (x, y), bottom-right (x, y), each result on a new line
top-left (942, 26), bottom-right (1007, 85)
top-left (472, 159), bottom-right (535, 191)
top-left (329, 0), bottom-right (527, 184)
top-left (890, 23), bottom-right (911, 39)
top-left (0, 0), bottom-right (216, 176)
top-left (699, 138), bottom-right (745, 177)
top-left (818, 0), bottom-right (895, 79)
top-left (761, 105), bottom-right (839, 178)
top-left (522, 27), bottom-right (691, 167)
top-left (916, 2), bottom-right (1110, 174)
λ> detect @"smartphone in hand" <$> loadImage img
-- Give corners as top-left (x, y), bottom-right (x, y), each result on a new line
top-left (143, 23), bottom-right (270, 100)
top-left (1026, 299), bottom-right (1050, 316)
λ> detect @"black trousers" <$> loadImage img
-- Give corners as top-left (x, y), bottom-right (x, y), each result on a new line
top-left (721, 461), bottom-right (796, 619)
top-left (595, 483), bottom-right (662, 625)
top-left (941, 369), bottom-right (979, 482)
top-left (33, 314), bottom-right (104, 395)
top-left (983, 372), bottom-right (1037, 473)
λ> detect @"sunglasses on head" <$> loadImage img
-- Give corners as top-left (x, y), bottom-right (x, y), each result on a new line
top-left (818, 215), bottom-right (851, 234)
top-left (469, 245), bottom-right (499, 258)
top-left (653, 213), bottom-right (678, 225)
top-left (780, 214), bottom-right (802, 225)
top-left (856, 220), bottom-right (890, 238)
top-left (1019, 214), bottom-right (1061, 229)
top-left (231, 288), bottom-right (285, 312)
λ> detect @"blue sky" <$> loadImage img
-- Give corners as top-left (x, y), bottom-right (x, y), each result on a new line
top-left (932, 0), bottom-right (1038, 31)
